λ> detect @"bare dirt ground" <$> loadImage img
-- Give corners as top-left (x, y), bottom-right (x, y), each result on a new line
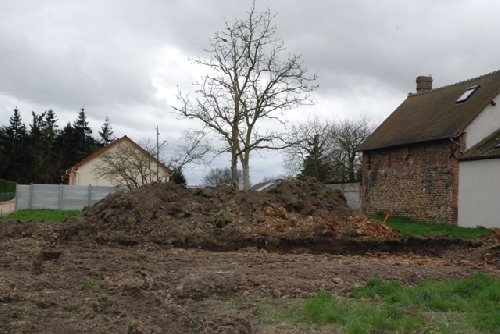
top-left (0, 198), bottom-right (15, 217)
top-left (1, 180), bottom-right (499, 333)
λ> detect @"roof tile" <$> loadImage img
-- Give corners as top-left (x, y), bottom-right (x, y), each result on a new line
top-left (358, 70), bottom-right (500, 151)
top-left (459, 128), bottom-right (500, 161)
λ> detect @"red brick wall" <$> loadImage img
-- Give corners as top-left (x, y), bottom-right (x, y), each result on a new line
top-left (362, 139), bottom-right (461, 223)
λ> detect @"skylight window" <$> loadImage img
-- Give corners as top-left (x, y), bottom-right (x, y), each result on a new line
top-left (456, 85), bottom-right (480, 103)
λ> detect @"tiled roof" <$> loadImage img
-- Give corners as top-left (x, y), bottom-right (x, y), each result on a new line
top-left (357, 70), bottom-right (500, 151)
top-left (64, 136), bottom-right (172, 174)
top-left (458, 128), bottom-right (500, 161)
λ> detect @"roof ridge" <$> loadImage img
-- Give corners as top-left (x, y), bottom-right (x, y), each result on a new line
top-left (66, 135), bottom-right (172, 173)
top-left (70, 136), bottom-right (128, 170)
top-left (408, 69), bottom-right (500, 98)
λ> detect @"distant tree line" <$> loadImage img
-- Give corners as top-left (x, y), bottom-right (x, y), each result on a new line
top-left (0, 178), bottom-right (16, 192)
top-left (202, 167), bottom-right (243, 187)
top-left (283, 116), bottom-right (375, 183)
top-left (0, 107), bottom-right (115, 184)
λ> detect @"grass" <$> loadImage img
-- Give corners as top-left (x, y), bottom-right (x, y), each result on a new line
top-left (0, 209), bottom-right (82, 222)
top-left (369, 213), bottom-right (492, 240)
top-left (82, 279), bottom-right (102, 293)
top-left (299, 273), bottom-right (500, 333)
top-left (215, 215), bottom-right (232, 228)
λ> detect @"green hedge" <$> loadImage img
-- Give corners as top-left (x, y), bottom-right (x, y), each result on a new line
top-left (0, 178), bottom-right (16, 193)
top-left (0, 178), bottom-right (16, 201)
top-left (0, 192), bottom-right (15, 201)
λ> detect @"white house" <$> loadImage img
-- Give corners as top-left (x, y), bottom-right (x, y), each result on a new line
top-left (457, 129), bottom-right (500, 228)
top-left (62, 136), bottom-right (172, 188)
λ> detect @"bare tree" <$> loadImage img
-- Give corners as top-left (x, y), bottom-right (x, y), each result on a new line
top-left (167, 128), bottom-right (213, 171)
top-left (203, 167), bottom-right (243, 187)
top-left (331, 116), bottom-right (375, 182)
top-left (93, 138), bottom-right (171, 189)
top-left (93, 129), bottom-right (213, 188)
top-left (284, 115), bottom-right (375, 182)
top-left (283, 116), bottom-right (334, 176)
top-left (173, 2), bottom-right (317, 190)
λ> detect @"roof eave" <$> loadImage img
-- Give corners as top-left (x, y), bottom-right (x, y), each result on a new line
top-left (457, 153), bottom-right (500, 161)
top-left (357, 134), bottom-right (459, 152)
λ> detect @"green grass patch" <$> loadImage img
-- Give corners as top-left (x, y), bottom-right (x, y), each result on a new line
top-left (215, 215), bottom-right (232, 228)
top-left (300, 273), bottom-right (500, 333)
top-left (82, 279), bottom-right (101, 293)
top-left (369, 213), bottom-right (492, 240)
top-left (0, 209), bottom-right (82, 222)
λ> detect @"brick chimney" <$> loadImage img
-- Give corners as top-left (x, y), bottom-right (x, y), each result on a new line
top-left (416, 76), bottom-right (432, 93)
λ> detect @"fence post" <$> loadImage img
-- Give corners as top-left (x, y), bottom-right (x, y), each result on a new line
top-left (29, 183), bottom-right (33, 209)
top-left (88, 184), bottom-right (92, 207)
top-left (59, 183), bottom-right (63, 210)
top-left (15, 184), bottom-right (19, 210)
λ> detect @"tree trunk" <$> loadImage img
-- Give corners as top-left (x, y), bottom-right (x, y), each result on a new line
top-left (230, 112), bottom-right (240, 190)
top-left (241, 150), bottom-right (251, 190)
top-left (348, 154), bottom-right (355, 182)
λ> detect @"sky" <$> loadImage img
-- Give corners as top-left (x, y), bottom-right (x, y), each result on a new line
top-left (1, 0), bottom-right (500, 185)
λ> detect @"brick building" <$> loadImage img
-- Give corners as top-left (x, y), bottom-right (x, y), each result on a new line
top-left (357, 70), bottom-right (500, 226)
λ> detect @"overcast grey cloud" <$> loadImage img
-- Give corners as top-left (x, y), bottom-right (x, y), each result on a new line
top-left (2, 0), bottom-right (500, 185)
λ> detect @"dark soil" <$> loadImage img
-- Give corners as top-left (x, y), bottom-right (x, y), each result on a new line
top-left (1, 180), bottom-right (499, 333)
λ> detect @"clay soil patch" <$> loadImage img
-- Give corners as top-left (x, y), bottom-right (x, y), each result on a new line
top-left (1, 180), bottom-right (499, 333)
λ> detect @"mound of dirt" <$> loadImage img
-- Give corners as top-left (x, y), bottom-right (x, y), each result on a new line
top-left (64, 179), bottom-right (400, 249)
top-left (2, 180), bottom-right (500, 333)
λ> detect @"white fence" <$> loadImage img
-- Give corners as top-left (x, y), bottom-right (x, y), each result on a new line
top-left (16, 184), bottom-right (126, 210)
top-left (327, 183), bottom-right (362, 212)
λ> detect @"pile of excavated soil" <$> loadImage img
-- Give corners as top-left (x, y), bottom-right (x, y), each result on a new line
top-left (2, 180), bottom-right (500, 333)
top-left (64, 179), bottom-right (400, 249)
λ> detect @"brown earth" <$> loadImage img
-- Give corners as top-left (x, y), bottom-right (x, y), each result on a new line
top-left (1, 180), bottom-right (499, 333)
top-left (0, 198), bottom-right (15, 217)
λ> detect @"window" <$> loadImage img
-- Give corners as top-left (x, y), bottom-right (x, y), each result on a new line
top-left (456, 85), bottom-right (480, 104)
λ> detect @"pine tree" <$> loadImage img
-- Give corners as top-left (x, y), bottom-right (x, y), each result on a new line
top-left (0, 126), bottom-right (7, 177)
top-left (53, 109), bottom-right (100, 171)
top-left (6, 107), bottom-right (25, 142)
top-left (26, 110), bottom-right (61, 183)
top-left (170, 167), bottom-right (187, 185)
top-left (299, 135), bottom-right (333, 182)
top-left (1, 108), bottom-right (28, 182)
top-left (99, 117), bottom-right (116, 146)
top-left (71, 108), bottom-right (100, 164)
top-left (27, 111), bottom-right (44, 182)
top-left (53, 122), bottom-right (75, 171)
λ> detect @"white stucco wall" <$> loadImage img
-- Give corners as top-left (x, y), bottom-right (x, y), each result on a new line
top-left (71, 159), bottom-right (114, 186)
top-left (69, 141), bottom-right (170, 187)
top-left (464, 102), bottom-right (500, 149)
top-left (458, 159), bottom-right (500, 228)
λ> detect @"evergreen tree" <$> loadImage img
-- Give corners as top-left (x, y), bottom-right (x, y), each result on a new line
top-left (6, 107), bottom-right (26, 142)
top-left (71, 108), bottom-right (100, 164)
top-left (170, 167), bottom-right (187, 185)
top-left (53, 122), bottom-right (76, 171)
top-left (42, 110), bottom-right (61, 183)
top-left (27, 110), bottom-right (61, 183)
top-left (27, 111), bottom-right (44, 182)
top-left (1, 108), bottom-right (28, 182)
top-left (299, 135), bottom-right (333, 182)
top-left (53, 109), bottom-right (100, 173)
top-left (99, 117), bottom-right (116, 146)
top-left (0, 126), bottom-right (7, 176)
